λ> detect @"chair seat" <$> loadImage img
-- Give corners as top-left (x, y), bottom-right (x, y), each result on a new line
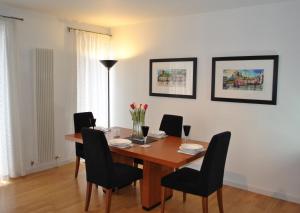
top-left (161, 167), bottom-right (210, 197)
top-left (111, 163), bottom-right (143, 188)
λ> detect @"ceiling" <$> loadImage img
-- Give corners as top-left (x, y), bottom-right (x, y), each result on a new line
top-left (0, 0), bottom-right (288, 27)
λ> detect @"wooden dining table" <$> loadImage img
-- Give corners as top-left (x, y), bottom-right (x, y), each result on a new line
top-left (64, 127), bottom-right (208, 210)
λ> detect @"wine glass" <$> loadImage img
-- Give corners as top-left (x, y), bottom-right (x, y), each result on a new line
top-left (141, 126), bottom-right (150, 148)
top-left (183, 125), bottom-right (191, 143)
top-left (90, 118), bottom-right (96, 130)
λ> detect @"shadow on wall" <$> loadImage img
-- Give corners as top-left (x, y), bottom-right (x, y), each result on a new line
top-left (224, 171), bottom-right (248, 190)
top-left (224, 170), bottom-right (299, 204)
top-left (270, 153), bottom-right (300, 203)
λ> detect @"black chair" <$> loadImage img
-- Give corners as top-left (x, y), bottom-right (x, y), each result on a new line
top-left (73, 112), bottom-right (94, 178)
top-left (81, 128), bottom-right (143, 212)
top-left (159, 114), bottom-right (183, 137)
top-left (133, 114), bottom-right (183, 169)
top-left (160, 131), bottom-right (231, 213)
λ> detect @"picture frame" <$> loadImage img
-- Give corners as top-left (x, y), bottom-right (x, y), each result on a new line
top-left (211, 55), bottom-right (279, 105)
top-left (149, 58), bottom-right (197, 99)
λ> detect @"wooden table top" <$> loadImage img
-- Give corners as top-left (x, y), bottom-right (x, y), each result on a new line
top-left (65, 127), bottom-right (208, 168)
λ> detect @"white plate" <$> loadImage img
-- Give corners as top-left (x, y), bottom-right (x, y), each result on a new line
top-left (179, 148), bottom-right (203, 154)
top-left (148, 130), bottom-right (167, 138)
top-left (178, 147), bottom-right (205, 155)
top-left (177, 150), bottom-right (199, 155)
top-left (110, 144), bottom-right (133, 148)
top-left (179, 143), bottom-right (203, 151)
top-left (109, 138), bottom-right (132, 146)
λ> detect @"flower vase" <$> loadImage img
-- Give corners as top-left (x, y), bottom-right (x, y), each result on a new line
top-left (129, 102), bottom-right (148, 139)
top-left (132, 120), bottom-right (144, 139)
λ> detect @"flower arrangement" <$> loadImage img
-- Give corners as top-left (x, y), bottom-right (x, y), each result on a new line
top-left (129, 103), bottom-right (148, 138)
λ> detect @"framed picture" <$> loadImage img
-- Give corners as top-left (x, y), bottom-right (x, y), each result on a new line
top-left (211, 55), bottom-right (279, 105)
top-left (149, 58), bottom-right (197, 99)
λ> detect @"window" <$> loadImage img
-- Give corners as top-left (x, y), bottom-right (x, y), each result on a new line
top-left (75, 30), bottom-right (111, 127)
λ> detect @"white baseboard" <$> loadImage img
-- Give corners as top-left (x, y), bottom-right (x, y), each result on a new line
top-left (25, 158), bottom-right (74, 174)
top-left (224, 178), bottom-right (300, 205)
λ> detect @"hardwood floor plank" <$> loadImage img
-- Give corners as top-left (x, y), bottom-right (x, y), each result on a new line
top-left (0, 163), bottom-right (299, 213)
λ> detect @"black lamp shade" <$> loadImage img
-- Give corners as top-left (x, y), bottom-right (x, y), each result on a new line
top-left (100, 60), bottom-right (117, 69)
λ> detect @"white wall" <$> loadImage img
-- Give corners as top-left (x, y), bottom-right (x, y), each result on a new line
top-left (1, 0), bottom-right (299, 205)
top-left (0, 3), bottom-right (110, 173)
top-left (111, 1), bottom-right (300, 203)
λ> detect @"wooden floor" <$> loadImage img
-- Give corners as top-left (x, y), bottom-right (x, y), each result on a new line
top-left (1, 163), bottom-right (299, 213)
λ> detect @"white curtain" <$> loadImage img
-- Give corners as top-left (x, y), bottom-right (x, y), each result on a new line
top-left (0, 18), bottom-right (24, 181)
top-left (75, 30), bottom-right (111, 128)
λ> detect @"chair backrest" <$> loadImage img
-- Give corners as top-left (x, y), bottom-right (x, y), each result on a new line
top-left (73, 112), bottom-right (94, 133)
top-left (199, 131), bottom-right (231, 194)
top-left (73, 112), bottom-right (94, 157)
top-left (159, 114), bottom-right (183, 137)
top-left (81, 128), bottom-right (114, 188)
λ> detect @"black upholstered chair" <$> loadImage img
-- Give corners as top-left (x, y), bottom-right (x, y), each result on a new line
top-left (73, 112), bottom-right (94, 178)
top-left (159, 114), bottom-right (183, 137)
top-left (133, 114), bottom-right (183, 168)
top-left (161, 131), bottom-right (231, 213)
top-left (81, 128), bottom-right (143, 212)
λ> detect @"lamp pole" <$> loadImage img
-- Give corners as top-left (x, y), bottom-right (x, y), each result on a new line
top-left (100, 60), bottom-right (117, 130)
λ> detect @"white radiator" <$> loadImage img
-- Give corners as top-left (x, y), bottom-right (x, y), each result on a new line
top-left (34, 48), bottom-right (55, 163)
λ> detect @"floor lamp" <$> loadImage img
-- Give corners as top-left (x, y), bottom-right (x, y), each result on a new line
top-left (100, 59), bottom-right (118, 130)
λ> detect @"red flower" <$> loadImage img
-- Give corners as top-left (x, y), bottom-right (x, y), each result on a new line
top-left (144, 104), bottom-right (148, 110)
top-left (130, 103), bottom-right (135, 109)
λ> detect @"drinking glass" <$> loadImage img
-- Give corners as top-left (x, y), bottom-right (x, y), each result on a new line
top-left (90, 118), bottom-right (96, 130)
top-left (141, 126), bottom-right (150, 148)
top-left (113, 127), bottom-right (120, 138)
top-left (183, 125), bottom-right (191, 143)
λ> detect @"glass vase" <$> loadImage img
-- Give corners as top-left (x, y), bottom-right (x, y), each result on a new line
top-left (132, 120), bottom-right (144, 139)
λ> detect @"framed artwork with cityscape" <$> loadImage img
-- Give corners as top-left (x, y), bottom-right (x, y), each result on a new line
top-left (211, 55), bottom-right (279, 105)
top-left (149, 58), bottom-right (197, 99)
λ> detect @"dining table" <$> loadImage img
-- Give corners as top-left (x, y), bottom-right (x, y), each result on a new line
top-left (64, 127), bottom-right (208, 210)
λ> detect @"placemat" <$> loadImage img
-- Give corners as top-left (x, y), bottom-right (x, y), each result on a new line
top-left (126, 136), bottom-right (158, 145)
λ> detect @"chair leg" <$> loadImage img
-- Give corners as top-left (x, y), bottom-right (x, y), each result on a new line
top-left (161, 186), bottom-right (166, 213)
top-left (75, 156), bottom-right (80, 178)
top-left (217, 188), bottom-right (224, 213)
top-left (202, 197), bottom-right (208, 213)
top-left (183, 192), bottom-right (186, 202)
top-left (104, 188), bottom-right (112, 213)
top-left (133, 162), bottom-right (138, 186)
top-left (85, 182), bottom-right (92, 211)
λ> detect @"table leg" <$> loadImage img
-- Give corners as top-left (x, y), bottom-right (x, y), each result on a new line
top-left (141, 161), bottom-right (173, 210)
